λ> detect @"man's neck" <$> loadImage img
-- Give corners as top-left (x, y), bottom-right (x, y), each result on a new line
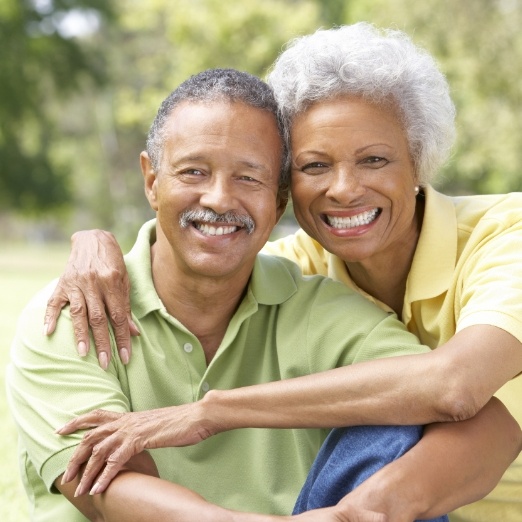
top-left (150, 244), bottom-right (252, 365)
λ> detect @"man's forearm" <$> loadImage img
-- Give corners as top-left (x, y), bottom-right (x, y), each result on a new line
top-left (58, 454), bottom-right (276, 522)
top-left (334, 397), bottom-right (522, 521)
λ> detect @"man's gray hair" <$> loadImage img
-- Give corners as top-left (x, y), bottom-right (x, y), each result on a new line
top-left (267, 22), bottom-right (456, 185)
top-left (147, 68), bottom-right (289, 196)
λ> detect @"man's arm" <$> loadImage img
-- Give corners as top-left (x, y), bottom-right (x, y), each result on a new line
top-left (58, 451), bottom-right (386, 522)
top-left (56, 452), bottom-right (271, 522)
top-left (59, 395), bottom-right (521, 518)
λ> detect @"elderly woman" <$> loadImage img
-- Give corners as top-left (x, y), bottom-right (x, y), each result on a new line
top-left (45, 24), bottom-right (522, 521)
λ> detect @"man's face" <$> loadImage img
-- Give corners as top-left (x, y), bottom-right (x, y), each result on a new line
top-left (143, 99), bottom-right (285, 281)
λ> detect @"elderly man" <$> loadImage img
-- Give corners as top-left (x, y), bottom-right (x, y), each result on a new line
top-left (8, 69), bottom-right (513, 522)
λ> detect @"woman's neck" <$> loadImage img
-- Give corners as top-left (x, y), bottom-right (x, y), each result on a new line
top-left (346, 198), bottom-right (425, 318)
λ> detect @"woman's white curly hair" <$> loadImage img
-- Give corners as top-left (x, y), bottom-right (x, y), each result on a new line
top-left (267, 22), bottom-right (456, 185)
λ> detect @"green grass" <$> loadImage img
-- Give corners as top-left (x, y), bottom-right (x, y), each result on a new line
top-left (0, 243), bottom-right (70, 521)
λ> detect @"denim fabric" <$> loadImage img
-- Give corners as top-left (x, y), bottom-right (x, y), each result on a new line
top-left (293, 425), bottom-right (449, 522)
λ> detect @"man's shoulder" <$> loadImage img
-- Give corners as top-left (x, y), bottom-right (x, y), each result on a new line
top-left (18, 279), bottom-right (60, 321)
top-left (254, 253), bottom-right (385, 317)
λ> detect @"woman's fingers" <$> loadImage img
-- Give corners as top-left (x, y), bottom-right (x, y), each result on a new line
top-left (44, 284), bottom-right (70, 336)
top-left (43, 229), bottom-right (138, 367)
top-left (57, 409), bottom-right (123, 435)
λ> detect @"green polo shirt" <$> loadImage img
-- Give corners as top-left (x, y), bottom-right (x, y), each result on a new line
top-left (7, 219), bottom-right (428, 521)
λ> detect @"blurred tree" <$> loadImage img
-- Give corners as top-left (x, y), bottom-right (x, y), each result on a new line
top-left (0, 0), bottom-right (115, 213)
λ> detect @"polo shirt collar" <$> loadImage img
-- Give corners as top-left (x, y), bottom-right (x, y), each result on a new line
top-left (406, 185), bottom-right (457, 303)
top-left (125, 219), bottom-right (162, 319)
top-left (125, 220), bottom-right (297, 319)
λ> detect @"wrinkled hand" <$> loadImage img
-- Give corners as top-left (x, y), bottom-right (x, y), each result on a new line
top-left (289, 505), bottom-right (387, 522)
top-left (44, 230), bottom-right (139, 369)
top-left (57, 404), bottom-right (218, 496)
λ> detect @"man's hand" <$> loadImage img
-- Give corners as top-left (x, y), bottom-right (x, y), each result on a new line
top-left (289, 505), bottom-right (387, 522)
top-left (57, 403), bottom-right (221, 496)
top-left (43, 230), bottom-right (138, 369)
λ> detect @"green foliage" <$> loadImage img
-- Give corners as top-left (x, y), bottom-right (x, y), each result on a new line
top-left (0, 0), bottom-right (115, 212)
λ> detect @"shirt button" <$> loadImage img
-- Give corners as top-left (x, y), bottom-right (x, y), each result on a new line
top-left (202, 382), bottom-right (210, 393)
top-left (183, 343), bottom-right (193, 353)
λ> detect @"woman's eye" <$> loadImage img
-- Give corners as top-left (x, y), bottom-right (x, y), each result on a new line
top-left (300, 162), bottom-right (328, 174)
top-left (363, 156), bottom-right (388, 168)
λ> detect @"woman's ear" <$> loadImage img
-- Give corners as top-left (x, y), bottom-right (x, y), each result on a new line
top-left (140, 152), bottom-right (158, 211)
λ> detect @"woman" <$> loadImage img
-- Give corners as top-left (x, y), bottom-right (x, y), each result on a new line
top-left (47, 24), bottom-right (522, 521)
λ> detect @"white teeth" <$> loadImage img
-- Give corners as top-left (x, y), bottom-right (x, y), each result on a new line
top-left (326, 209), bottom-right (379, 229)
top-left (196, 223), bottom-right (239, 236)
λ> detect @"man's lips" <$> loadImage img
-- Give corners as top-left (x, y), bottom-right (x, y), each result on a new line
top-left (193, 222), bottom-right (241, 236)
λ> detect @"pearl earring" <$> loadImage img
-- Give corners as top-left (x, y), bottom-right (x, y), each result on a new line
top-left (414, 186), bottom-right (420, 195)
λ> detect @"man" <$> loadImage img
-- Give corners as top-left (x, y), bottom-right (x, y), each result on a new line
top-left (7, 68), bottom-right (508, 521)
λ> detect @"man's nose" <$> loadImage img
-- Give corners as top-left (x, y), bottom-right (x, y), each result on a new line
top-left (199, 176), bottom-right (239, 214)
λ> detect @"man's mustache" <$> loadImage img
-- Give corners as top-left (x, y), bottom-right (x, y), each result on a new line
top-left (179, 208), bottom-right (255, 234)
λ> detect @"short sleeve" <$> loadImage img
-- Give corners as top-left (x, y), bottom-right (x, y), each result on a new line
top-left (6, 281), bottom-right (129, 492)
top-left (457, 214), bottom-right (522, 343)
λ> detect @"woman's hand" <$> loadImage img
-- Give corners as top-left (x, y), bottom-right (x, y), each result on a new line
top-left (57, 403), bottom-right (220, 496)
top-left (43, 230), bottom-right (138, 369)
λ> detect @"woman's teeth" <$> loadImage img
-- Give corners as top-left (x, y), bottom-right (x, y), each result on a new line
top-left (326, 208), bottom-right (380, 229)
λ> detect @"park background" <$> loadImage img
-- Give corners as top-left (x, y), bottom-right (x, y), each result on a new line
top-left (1, 0), bottom-right (521, 519)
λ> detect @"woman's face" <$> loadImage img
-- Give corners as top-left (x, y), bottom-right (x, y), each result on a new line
top-left (290, 96), bottom-right (420, 265)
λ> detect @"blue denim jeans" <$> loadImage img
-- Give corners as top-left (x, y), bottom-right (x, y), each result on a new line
top-left (293, 425), bottom-right (449, 522)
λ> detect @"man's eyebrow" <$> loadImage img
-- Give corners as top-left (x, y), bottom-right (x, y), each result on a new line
top-left (181, 157), bottom-right (270, 172)
top-left (239, 160), bottom-right (270, 172)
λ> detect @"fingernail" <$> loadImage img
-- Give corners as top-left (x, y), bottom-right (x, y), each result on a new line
top-left (99, 352), bottom-right (109, 370)
top-left (74, 483), bottom-right (83, 497)
top-left (120, 348), bottom-right (129, 365)
top-left (61, 470), bottom-right (71, 484)
top-left (78, 341), bottom-right (88, 357)
top-left (43, 323), bottom-right (49, 336)
top-left (90, 482), bottom-right (100, 495)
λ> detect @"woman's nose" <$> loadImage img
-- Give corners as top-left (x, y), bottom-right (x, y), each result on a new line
top-left (325, 165), bottom-right (365, 203)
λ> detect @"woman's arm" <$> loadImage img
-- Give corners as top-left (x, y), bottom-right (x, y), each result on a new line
top-left (203, 325), bottom-right (522, 427)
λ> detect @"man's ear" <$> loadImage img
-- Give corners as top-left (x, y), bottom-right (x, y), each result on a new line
top-left (275, 187), bottom-right (289, 224)
top-left (141, 152), bottom-right (158, 211)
